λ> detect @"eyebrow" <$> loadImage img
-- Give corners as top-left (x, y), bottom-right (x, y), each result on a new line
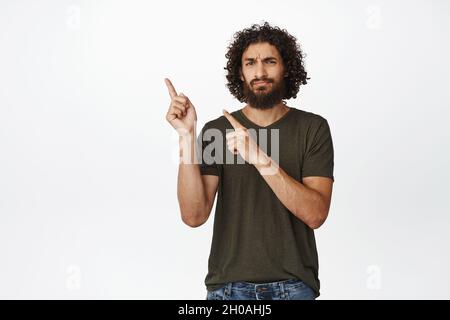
top-left (244, 56), bottom-right (278, 62)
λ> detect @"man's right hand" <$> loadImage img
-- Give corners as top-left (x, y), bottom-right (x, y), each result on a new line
top-left (165, 78), bottom-right (197, 135)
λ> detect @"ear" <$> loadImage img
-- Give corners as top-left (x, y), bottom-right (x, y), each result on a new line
top-left (239, 68), bottom-right (244, 82)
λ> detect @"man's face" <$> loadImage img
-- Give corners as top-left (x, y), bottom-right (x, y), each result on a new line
top-left (240, 42), bottom-right (287, 109)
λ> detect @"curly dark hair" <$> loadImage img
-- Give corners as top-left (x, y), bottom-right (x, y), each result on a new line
top-left (224, 21), bottom-right (309, 102)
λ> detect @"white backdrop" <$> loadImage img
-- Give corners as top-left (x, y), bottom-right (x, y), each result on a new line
top-left (0, 0), bottom-right (449, 299)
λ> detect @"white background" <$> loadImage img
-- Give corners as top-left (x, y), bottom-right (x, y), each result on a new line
top-left (0, 0), bottom-right (449, 299)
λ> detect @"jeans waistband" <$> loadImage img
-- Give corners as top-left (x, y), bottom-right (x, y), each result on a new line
top-left (224, 278), bottom-right (302, 294)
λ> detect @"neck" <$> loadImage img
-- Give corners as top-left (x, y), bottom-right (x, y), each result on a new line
top-left (242, 101), bottom-right (290, 127)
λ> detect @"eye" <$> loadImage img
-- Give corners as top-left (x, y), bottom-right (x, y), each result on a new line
top-left (246, 61), bottom-right (253, 66)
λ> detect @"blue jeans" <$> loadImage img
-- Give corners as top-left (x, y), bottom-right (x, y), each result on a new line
top-left (206, 279), bottom-right (316, 300)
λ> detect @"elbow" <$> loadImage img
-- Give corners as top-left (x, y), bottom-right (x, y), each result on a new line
top-left (305, 197), bottom-right (331, 230)
top-left (307, 219), bottom-right (325, 230)
top-left (306, 212), bottom-right (328, 230)
top-left (182, 218), bottom-right (205, 228)
top-left (181, 211), bottom-right (207, 228)
top-left (178, 200), bottom-right (209, 228)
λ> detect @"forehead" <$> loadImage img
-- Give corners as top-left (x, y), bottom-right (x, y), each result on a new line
top-left (242, 42), bottom-right (282, 60)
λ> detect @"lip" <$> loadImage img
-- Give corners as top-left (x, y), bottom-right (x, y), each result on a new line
top-left (253, 81), bottom-right (270, 86)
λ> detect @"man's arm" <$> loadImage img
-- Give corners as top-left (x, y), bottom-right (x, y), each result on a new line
top-left (164, 78), bottom-right (218, 228)
top-left (177, 130), bottom-right (219, 228)
top-left (222, 110), bottom-right (333, 229)
top-left (255, 158), bottom-right (333, 229)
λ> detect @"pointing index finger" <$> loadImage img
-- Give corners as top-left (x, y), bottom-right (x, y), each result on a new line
top-left (164, 78), bottom-right (178, 99)
top-left (223, 109), bottom-right (246, 130)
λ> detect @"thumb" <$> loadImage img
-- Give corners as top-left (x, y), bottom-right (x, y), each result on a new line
top-left (180, 92), bottom-right (193, 108)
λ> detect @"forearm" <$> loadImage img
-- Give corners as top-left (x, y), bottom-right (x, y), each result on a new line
top-left (255, 156), bottom-right (328, 229)
top-left (177, 129), bottom-right (208, 226)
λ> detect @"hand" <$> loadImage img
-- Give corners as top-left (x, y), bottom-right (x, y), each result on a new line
top-left (164, 78), bottom-right (197, 135)
top-left (223, 109), bottom-right (271, 167)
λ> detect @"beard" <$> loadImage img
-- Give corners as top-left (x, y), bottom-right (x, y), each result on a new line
top-left (242, 77), bottom-right (287, 110)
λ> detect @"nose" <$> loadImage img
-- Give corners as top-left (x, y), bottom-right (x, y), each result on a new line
top-left (254, 60), bottom-right (267, 80)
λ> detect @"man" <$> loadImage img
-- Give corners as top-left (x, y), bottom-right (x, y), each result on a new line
top-left (165, 22), bottom-right (334, 300)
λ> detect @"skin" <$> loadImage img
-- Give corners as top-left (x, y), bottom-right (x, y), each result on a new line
top-left (165, 41), bottom-right (333, 229)
top-left (165, 78), bottom-right (217, 228)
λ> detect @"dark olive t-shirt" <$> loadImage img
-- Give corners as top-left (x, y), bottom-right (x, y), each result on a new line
top-left (196, 107), bottom-right (334, 298)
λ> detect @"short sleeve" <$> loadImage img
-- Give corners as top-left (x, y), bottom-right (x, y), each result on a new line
top-left (302, 118), bottom-right (335, 181)
top-left (197, 124), bottom-right (220, 176)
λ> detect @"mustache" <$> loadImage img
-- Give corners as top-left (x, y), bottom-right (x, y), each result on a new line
top-left (251, 78), bottom-right (273, 85)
